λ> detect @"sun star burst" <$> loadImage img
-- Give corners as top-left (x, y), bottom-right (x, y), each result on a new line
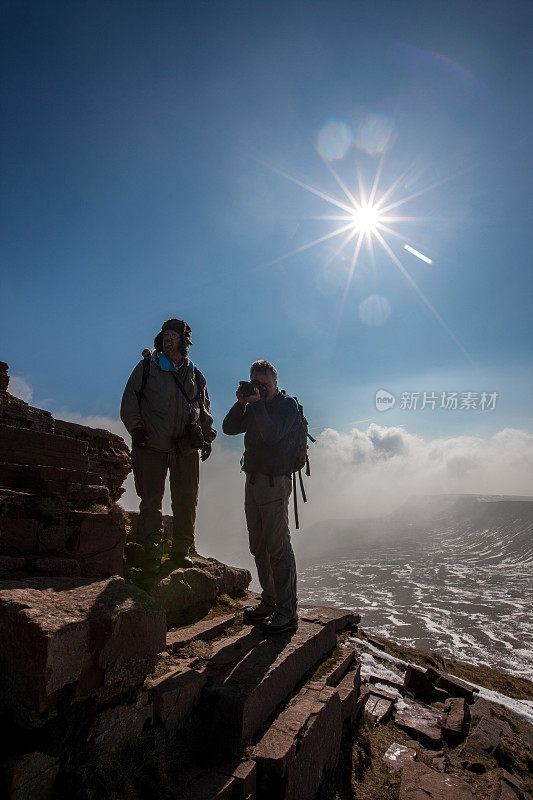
top-left (256, 155), bottom-right (475, 366)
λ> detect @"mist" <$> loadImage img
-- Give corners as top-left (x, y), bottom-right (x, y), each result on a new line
top-left (51, 402), bottom-right (533, 574)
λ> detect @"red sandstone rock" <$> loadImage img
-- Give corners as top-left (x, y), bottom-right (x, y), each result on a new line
top-left (149, 660), bottom-right (207, 731)
top-left (425, 667), bottom-right (476, 703)
top-left (206, 614), bottom-right (341, 745)
top-left (365, 693), bottom-right (395, 725)
top-left (404, 664), bottom-right (441, 699)
top-left (300, 605), bottom-right (360, 629)
top-left (442, 697), bottom-right (471, 742)
top-left (0, 361), bottom-right (9, 393)
top-left (399, 761), bottom-right (475, 799)
top-left (181, 772), bottom-right (235, 800)
top-left (153, 560), bottom-right (251, 625)
top-left (0, 576), bottom-right (166, 727)
top-left (324, 643), bottom-right (356, 686)
top-left (0, 517), bottom-right (39, 555)
top-left (69, 510), bottom-right (127, 578)
top-left (336, 666), bottom-right (359, 722)
top-left (254, 684), bottom-right (342, 800)
top-left (383, 743), bottom-right (417, 771)
top-left (0, 424), bottom-right (89, 471)
top-left (89, 692), bottom-right (153, 753)
top-left (461, 715), bottom-right (504, 764)
top-left (394, 700), bottom-right (443, 748)
top-left (223, 760), bottom-right (256, 800)
top-left (54, 418), bottom-right (130, 502)
top-left (4, 751), bottom-right (59, 800)
top-left (166, 612), bottom-right (236, 653)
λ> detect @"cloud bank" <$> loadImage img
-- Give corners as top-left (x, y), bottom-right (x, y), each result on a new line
top-left (50, 403), bottom-right (533, 572)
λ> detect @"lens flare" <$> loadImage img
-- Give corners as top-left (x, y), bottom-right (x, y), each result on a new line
top-left (256, 152), bottom-right (475, 366)
top-left (358, 294), bottom-right (392, 326)
top-left (355, 112), bottom-right (395, 156)
top-left (317, 119), bottom-right (354, 161)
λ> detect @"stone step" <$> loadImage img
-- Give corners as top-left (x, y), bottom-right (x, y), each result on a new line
top-left (204, 606), bottom-right (356, 747)
top-left (147, 658), bottom-right (207, 732)
top-left (254, 682), bottom-right (343, 800)
top-left (166, 612), bottom-right (236, 653)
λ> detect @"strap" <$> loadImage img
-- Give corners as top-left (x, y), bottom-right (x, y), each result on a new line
top-left (293, 472), bottom-right (299, 530)
top-left (169, 370), bottom-right (194, 406)
top-left (298, 469), bottom-right (307, 503)
top-left (136, 356), bottom-right (151, 409)
top-left (305, 454), bottom-right (311, 477)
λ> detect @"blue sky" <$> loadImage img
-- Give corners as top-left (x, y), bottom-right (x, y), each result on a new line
top-left (2, 0), bottom-right (532, 442)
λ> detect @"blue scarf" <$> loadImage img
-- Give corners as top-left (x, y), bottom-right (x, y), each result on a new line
top-left (158, 352), bottom-right (172, 371)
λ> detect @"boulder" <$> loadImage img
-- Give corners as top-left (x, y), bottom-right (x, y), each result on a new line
top-left (365, 693), bottom-right (395, 725)
top-left (442, 697), bottom-right (471, 742)
top-left (399, 761), bottom-right (475, 799)
top-left (404, 665), bottom-right (447, 701)
top-left (383, 743), bottom-right (417, 771)
top-left (425, 668), bottom-right (476, 703)
top-left (460, 716), bottom-right (504, 764)
top-left (0, 576), bottom-right (166, 727)
top-left (152, 559), bottom-right (251, 625)
top-left (394, 700), bottom-right (443, 748)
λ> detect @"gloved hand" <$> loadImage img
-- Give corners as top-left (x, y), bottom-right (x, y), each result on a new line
top-left (201, 443), bottom-right (212, 462)
top-left (132, 425), bottom-right (148, 447)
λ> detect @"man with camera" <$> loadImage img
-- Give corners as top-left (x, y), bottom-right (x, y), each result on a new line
top-left (121, 318), bottom-right (216, 587)
top-left (223, 360), bottom-right (299, 634)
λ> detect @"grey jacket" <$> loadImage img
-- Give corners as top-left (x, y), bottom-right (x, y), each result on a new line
top-left (121, 353), bottom-right (215, 452)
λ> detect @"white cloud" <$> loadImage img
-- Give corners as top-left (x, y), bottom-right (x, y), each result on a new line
top-left (307, 423), bottom-right (533, 522)
top-left (7, 384), bottom-right (533, 572)
top-left (9, 375), bottom-right (33, 403)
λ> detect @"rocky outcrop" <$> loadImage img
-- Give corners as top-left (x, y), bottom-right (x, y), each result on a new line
top-left (0, 576), bottom-right (166, 727)
top-left (0, 362), bottom-right (131, 581)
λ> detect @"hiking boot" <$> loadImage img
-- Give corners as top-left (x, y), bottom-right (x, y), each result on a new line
top-left (260, 612), bottom-right (298, 635)
top-left (243, 602), bottom-right (276, 623)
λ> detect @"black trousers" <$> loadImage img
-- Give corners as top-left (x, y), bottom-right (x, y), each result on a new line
top-left (131, 445), bottom-right (200, 566)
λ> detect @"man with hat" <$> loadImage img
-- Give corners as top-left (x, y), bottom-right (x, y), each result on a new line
top-left (121, 319), bottom-right (216, 586)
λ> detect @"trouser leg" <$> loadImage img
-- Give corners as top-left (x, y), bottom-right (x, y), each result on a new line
top-left (169, 450), bottom-right (200, 557)
top-left (245, 475), bottom-right (276, 609)
top-left (258, 475), bottom-right (297, 619)
top-left (131, 446), bottom-right (168, 574)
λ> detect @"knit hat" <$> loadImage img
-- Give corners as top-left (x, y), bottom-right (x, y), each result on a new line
top-left (154, 319), bottom-right (193, 353)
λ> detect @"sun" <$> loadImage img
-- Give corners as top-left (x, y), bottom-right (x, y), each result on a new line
top-left (256, 154), bottom-right (476, 366)
top-left (350, 203), bottom-right (381, 235)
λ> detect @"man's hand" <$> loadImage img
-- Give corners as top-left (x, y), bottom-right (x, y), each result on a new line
top-left (132, 425), bottom-right (148, 447)
top-left (236, 388), bottom-right (261, 405)
top-left (201, 443), bottom-right (212, 462)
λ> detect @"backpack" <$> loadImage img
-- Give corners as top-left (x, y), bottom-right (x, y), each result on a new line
top-left (280, 391), bottom-right (316, 530)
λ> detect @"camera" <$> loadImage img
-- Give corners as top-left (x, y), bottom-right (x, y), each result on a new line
top-left (238, 379), bottom-right (266, 398)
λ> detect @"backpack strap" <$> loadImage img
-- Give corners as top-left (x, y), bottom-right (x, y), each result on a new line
top-left (293, 472), bottom-right (299, 530)
top-left (136, 351), bottom-right (152, 409)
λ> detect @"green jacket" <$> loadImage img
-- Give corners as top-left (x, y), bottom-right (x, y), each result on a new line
top-left (120, 353), bottom-right (215, 452)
